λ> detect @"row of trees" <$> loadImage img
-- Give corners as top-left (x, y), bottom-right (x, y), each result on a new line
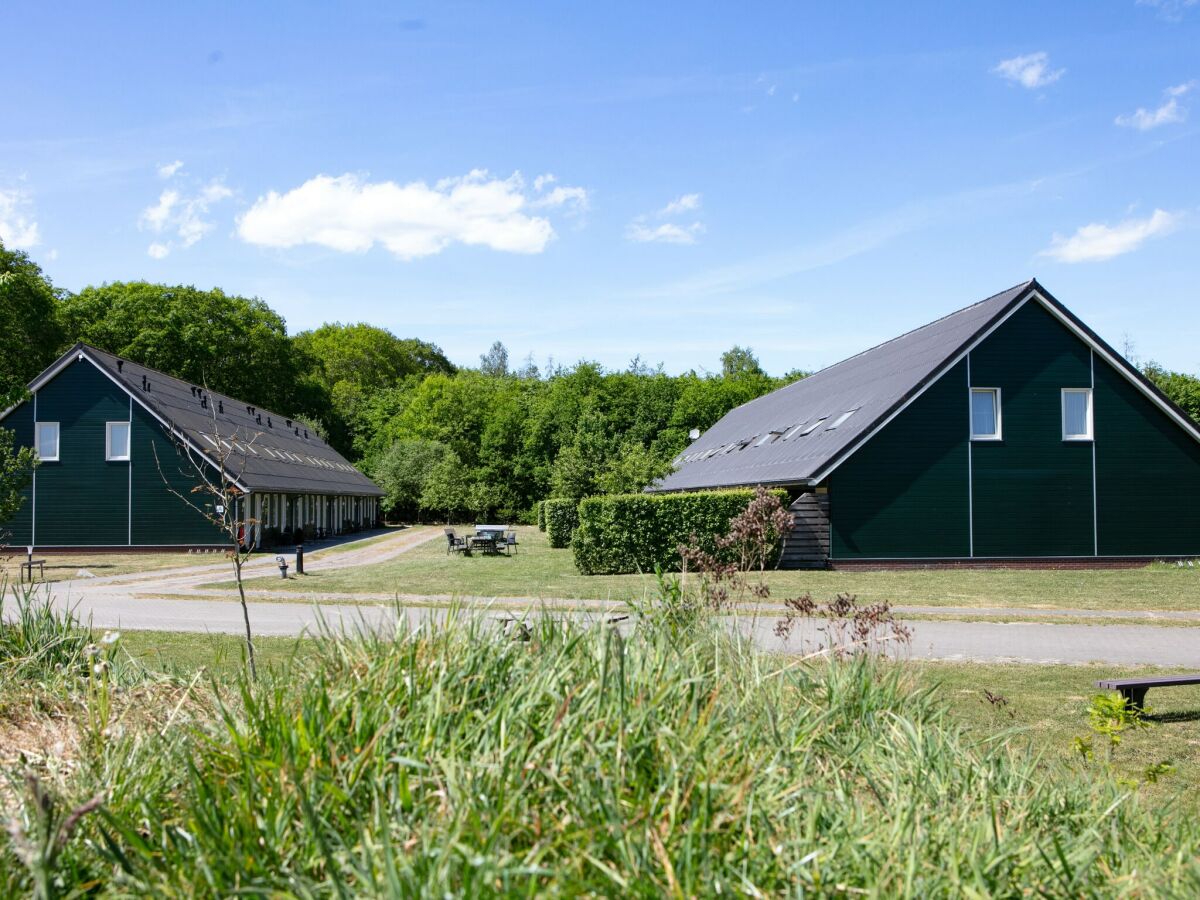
top-left (4, 238), bottom-right (1200, 524)
top-left (0, 241), bottom-right (798, 522)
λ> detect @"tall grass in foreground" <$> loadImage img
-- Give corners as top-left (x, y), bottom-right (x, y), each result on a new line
top-left (3, 607), bottom-right (1200, 895)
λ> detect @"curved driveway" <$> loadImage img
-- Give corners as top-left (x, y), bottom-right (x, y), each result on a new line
top-left (20, 529), bottom-right (1200, 667)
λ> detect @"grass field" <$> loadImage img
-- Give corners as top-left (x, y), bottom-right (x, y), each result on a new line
top-left (912, 661), bottom-right (1200, 814)
top-left (110, 634), bottom-right (1200, 815)
top-left (0, 550), bottom-right (201, 584)
top-left (222, 525), bottom-right (1200, 612)
top-left (5, 603), bottom-right (1200, 894)
top-left (111, 633), bottom-right (1200, 815)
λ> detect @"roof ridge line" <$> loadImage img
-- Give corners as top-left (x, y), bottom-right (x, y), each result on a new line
top-left (806, 279), bottom-right (1035, 379)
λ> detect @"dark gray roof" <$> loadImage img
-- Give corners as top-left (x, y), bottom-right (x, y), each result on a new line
top-left (650, 280), bottom-right (1037, 492)
top-left (79, 344), bottom-right (383, 496)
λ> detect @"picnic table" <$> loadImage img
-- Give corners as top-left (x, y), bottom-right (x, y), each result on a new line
top-left (468, 525), bottom-right (515, 555)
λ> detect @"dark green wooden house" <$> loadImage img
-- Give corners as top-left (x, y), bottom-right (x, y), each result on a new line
top-left (652, 280), bottom-right (1200, 567)
top-left (0, 344), bottom-right (384, 550)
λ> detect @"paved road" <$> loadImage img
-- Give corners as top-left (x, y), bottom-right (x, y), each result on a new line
top-left (28, 589), bottom-right (1200, 667)
top-left (13, 529), bottom-right (1200, 667)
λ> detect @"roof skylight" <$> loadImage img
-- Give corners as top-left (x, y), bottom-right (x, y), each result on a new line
top-left (826, 409), bottom-right (859, 430)
top-left (783, 423), bottom-right (807, 440)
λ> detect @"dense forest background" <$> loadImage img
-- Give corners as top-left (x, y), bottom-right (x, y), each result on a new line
top-left (4, 240), bottom-right (1199, 522)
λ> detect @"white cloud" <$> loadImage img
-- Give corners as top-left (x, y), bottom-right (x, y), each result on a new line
top-left (237, 170), bottom-right (583, 259)
top-left (626, 221), bottom-right (706, 245)
top-left (661, 193), bottom-right (701, 216)
top-left (138, 177), bottom-right (233, 257)
top-left (627, 192), bottom-right (705, 245)
top-left (530, 174), bottom-right (589, 213)
top-left (1137, 0), bottom-right (1198, 21)
top-left (0, 187), bottom-right (40, 249)
top-left (1041, 208), bottom-right (1181, 263)
top-left (993, 52), bottom-right (1065, 89)
top-left (157, 160), bottom-right (184, 179)
top-left (1115, 81), bottom-right (1195, 130)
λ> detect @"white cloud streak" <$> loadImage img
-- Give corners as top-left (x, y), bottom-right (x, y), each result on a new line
top-left (1137, 0), bottom-right (1198, 22)
top-left (1115, 81), bottom-right (1195, 130)
top-left (157, 160), bottom-right (184, 179)
top-left (1041, 208), bottom-right (1181, 263)
top-left (993, 52), bottom-right (1065, 89)
top-left (625, 222), bottom-right (706, 245)
top-left (0, 187), bottom-right (40, 249)
top-left (238, 170), bottom-right (585, 259)
top-left (660, 193), bottom-right (701, 215)
top-left (626, 193), bottom-right (705, 244)
top-left (138, 177), bottom-right (233, 258)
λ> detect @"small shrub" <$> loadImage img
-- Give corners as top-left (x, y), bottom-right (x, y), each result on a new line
top-left (536, 500), bottom-right (546, 532)
top-left (543, 498), bottom-right (579, 548)
top-left (572, 488), bottom-right (788, 575)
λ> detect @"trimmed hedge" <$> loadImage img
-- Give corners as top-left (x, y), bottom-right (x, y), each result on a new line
top-left (572, 489), bottom-right (789, 575)
top-left (544, 498), bottom-right (579, 548)
top-left (536, 500), bottom-right (547, 532)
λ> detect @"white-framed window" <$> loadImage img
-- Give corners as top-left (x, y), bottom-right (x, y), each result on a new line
top-left (35, 422), bottom-right (60, 461)
top-left (106, 421), bottom-right (131, 461)
top-left (1062, 388), bottom-right (1093, 441)
top-left (970, 388), bottom-right (1002, 440)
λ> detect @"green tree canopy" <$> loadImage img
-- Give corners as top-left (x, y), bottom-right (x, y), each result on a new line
top-left (371, 438), bottom-right (454, 520)
top-left (294, 323), bottom-right (454, 393)
top-left (720, 345), bottom-right (765, 378)
top-left (1143, 362), bottom-right (1200, 423)
top-left (0, 427), bottom-right (36, 540)
top-left (0, 243), bottom-right (66, 407)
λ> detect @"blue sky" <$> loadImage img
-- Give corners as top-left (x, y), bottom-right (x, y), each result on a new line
top-left (2, 1), bottom-right (1197, 375)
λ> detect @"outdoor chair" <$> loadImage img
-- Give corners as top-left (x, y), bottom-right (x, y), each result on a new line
top-left (445, 528), bottom-right (467, 554)
top-left (504, 530), bottom-right (518, 555)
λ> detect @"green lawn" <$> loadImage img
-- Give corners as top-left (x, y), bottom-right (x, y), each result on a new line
top-left (910, 661), bottom-right (1200, 813)
top-left (118, 629), bottom-right (309, 676)
top-left (221, 526), bottom-right (1200, 612)
top-left (1, 550), bottom-right (203, 584)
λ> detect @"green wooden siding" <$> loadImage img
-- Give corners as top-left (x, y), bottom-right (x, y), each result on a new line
top-left (830, 298), bottom-right (1200, 560)
top-left (32, 360), bottom-right (131, 546)
top-left (830, 359), bottom-right (971, 559)
top-left (3, 401), bottom-right (35, 546)
top-left (1094, 361), bottom-right (1200, 555)
top-left (969, 302), bottom-right (1095, 557)
top-left (129, 401), bottom-right (226, 546)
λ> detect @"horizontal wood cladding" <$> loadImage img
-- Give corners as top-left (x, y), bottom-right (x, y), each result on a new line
top-left (130, 402), bottom-right (226, 546)
top-left (32, 360), bottom-right (130, 546)
top-left (830, 358), bottom-right (971, 559)
top-left (969, 301), bottom-right (1095, 557)
top-left (1094, 360), bottom-right (1200, 555)
top-left (780, 493), bottom-right (830, 568)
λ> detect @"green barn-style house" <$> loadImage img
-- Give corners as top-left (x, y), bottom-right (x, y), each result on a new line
top-left (653, 280), bottom-right (1200, 568)
top-left (0, 344), bottom-right (384, 550)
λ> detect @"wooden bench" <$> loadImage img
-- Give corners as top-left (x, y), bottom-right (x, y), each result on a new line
top-left (1095, 674), bottom-right (1200, 710)
top-left (20, 559), bottom-right (46, 583)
